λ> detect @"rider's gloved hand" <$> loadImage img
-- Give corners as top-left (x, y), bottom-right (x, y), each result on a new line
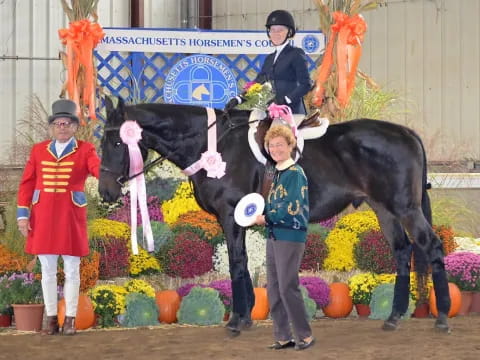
top-left (273, 96), bottom-right (291, 106)
top-left (224, 95), bottom-right (245, 112)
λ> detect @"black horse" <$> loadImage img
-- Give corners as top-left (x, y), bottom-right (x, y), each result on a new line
top-left (98, 97), bottom-right (451, 334)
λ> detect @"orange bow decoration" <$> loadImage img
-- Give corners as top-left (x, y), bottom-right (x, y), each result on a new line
top-left (59, 19), bottom-right (104, 122)
top-left (312, 12), bottom-right (367, 108)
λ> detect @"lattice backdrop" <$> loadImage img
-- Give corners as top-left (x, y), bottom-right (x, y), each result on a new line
top-left (95, 51), bottom-right (318, 105)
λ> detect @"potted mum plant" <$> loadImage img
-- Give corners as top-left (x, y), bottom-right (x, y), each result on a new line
top-left (348, 272), bottom-right (378, 317)
top-left (0, 272), bottom-right (44, 331)
top-left (0, 275), bottom-right (14, 327)
top-left (444, 251), bottom-right (480, 315)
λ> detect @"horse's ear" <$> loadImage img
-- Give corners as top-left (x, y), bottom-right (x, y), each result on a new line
top-left (104, 96), bottom-right (114, 118)
top-left (117, 97), bottom-right (125, 114)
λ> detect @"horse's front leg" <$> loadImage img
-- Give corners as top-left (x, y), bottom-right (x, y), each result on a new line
top-left (221, 218), bottom-right (255, 333)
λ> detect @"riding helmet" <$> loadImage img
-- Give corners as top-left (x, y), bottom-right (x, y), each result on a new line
top-left (265, 10), bottom-right (296, 38)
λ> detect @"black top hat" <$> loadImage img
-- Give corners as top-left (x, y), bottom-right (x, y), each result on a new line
top-left (48, 99), bottom-right (80, 124)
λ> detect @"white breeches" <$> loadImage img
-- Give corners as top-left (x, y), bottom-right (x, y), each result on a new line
top-left (38, 254), bottom-right (80, 317)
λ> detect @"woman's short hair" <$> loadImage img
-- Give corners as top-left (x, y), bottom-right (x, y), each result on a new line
top-left (264, 125), bottom-right (296, 149)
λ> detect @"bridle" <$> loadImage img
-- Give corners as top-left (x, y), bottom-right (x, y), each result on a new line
top-left (216, 110), bottom-right (260, 143)
top-left (100, 125), bottom-right (170, 186)
top-left (100, 111), bottom-right (257, 186)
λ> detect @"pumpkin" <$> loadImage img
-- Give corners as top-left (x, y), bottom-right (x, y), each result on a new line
top-left (251, 287), bottom-right (269, 320)
top-left (58, 293), bottom-right (95, 330)
top-left (155, 290), bottom-right (181, 324)
top-left (323, 282), bottom-right (353, 318)
top-left (429, 282), bottom-right (461, 318)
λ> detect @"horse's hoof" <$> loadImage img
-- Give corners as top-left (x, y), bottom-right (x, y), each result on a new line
top-left (434, 315), bottom-right (451, 334)
top-left (225, 313), bottom-right (241, 332)
top-left (434, 324), bottom-right (451, 334)
top-left (242, 318), bottom-right (253, 330)
top-left (382, 314), bottom-right (400, 331)
top-left (226, 328), bottom-right (241, 337)
top-left (382, 320), bottom-right (398, 331)
top-left (225, 313), bottom-right (253, 333)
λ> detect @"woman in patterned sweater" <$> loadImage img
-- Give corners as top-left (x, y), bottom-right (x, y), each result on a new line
top-left (255, 125), bottom-right (315, 351)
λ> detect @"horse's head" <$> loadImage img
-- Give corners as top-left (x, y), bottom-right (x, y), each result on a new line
top-left (98, 97), bottom-right (136, 202)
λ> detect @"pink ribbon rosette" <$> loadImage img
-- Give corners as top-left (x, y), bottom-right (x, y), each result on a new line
top-left (182, 107), bottom-right (227, 179)
top-left (267, 103), bottom-right (298, 137)
top-left (119, 120), bottom-right (154, 255)
top-left (199, 150), bottom-right (226, 178)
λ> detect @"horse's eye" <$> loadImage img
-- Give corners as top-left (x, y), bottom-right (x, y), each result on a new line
top-left (115, 142), bottom-right (122, 147)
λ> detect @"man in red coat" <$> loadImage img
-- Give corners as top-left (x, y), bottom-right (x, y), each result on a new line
top-left (17, 99), bottom-right (100, 335)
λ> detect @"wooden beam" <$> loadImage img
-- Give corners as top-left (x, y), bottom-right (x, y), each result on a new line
top-left (131, 0), bottom-right (144, 28)
top-left (199, 0), bottom-right (212, 29)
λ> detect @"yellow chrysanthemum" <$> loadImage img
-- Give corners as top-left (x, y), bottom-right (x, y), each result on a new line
top-left (348, 272), bottom-right (379, 304)
top-left (89, 218), bottom-right (130, 241)
top-left (335, 210), bottom-right (380, 234)
top-left (129, 247), bottom-right (161, 276)
top-left (246, 83), bottom-right (262, 95)
top-left (376, 273), bottom-right (396, 285)
top-left (123, 279), bottom-right (156, 298)
top-left (323, 228), bottom-right (359, 271)
top-left (89, 284), bottom-right (128, 315)
top-left (162, 181), bottom-right (201, 225)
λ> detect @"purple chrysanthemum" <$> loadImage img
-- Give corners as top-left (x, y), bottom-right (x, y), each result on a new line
top-left (176, 283), bottom-right (207, 298)
top-left (444, 252), bottom-right (480, 291)
top-left (300, 276), bottom-right (330, 308)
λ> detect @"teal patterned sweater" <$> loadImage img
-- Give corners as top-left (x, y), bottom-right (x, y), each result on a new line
top-left (265, 161), bottom-right (309, 242)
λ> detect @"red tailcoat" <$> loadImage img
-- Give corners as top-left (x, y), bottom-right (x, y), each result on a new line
top-left (17, 138), bottom-right (100, 256)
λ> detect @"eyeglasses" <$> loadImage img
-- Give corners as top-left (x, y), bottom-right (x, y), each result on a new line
top-left (51, 121), bottom-right (73, 128)
top-left (268, 142), bottom-right (289, 149)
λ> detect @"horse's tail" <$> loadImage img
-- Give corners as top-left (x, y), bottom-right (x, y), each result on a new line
top-left (418, 134), bottom-right (432, 224)
top-left (410, 130), bottom-right (431, 303)
top-left (407, 129), bottom-right (432, 222)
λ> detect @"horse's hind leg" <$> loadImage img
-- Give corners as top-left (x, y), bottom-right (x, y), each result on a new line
top-left (371, 206), bottom-right (412, 331)
top-left (401, 209), bottom-right (451, 332)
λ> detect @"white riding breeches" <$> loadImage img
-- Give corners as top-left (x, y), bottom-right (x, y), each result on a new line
top-left (38, 254), bottom-right (81, 317)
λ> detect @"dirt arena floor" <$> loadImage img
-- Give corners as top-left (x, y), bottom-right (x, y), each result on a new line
top-left (1, 316), bottom-right (479, 360)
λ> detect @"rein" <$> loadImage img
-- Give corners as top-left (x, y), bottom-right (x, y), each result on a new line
top-left (100, 155), bottom-right (169, 186)
top-left (215, 111), bottom-right (259, 144)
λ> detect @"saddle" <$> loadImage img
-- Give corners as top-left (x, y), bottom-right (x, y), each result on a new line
top-left (249, 110), bottom-right (329, 165)
top-left (255, 110), bottom-right (323, 143)
top-left (250, 110), bottom-right (329, 198)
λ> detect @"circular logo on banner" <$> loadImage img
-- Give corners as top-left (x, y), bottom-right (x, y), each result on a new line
top-left (302, 34), bottom-right (320, 54)
top-left (163, 54), bottom-right (238, 109)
